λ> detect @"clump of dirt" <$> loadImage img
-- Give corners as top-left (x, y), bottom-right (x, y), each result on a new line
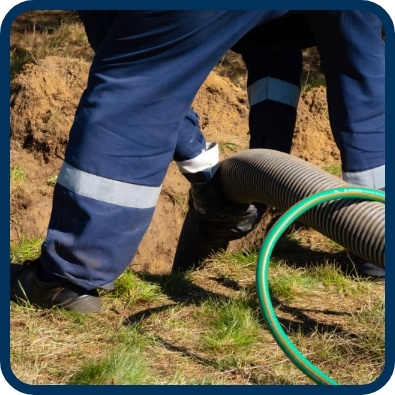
top-left (10, 56), bottom-right (90, 162)
top-left (293, 86), bottom-right (340, 166)
top-left (10, 56), bottom-right (340, 273)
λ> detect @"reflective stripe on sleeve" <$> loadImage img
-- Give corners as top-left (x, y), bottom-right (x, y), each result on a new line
top-left (57, 162), bottom-right (162, 208)
top-left (176, 142), bottom-right (219, 174)
top-left (247, 76), bottom-right (300, 108)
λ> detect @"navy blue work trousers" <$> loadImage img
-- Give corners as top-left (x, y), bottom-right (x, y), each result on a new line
top-left (40, 11), bottom-right (385, 289)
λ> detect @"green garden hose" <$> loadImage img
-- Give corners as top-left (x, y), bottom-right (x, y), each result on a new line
top-left (256, 186), bottom-right (385, 385)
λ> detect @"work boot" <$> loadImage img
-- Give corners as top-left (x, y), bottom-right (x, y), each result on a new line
top-left (348, 253), bottom-right (385, 283)
top-left (10, 261), bottom-right (102, 313)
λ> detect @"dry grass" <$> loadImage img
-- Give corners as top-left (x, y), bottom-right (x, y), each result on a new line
top-left (10, 224), bottom-right (385, 385)
top-left (10, 240), bottom-right (385, 385)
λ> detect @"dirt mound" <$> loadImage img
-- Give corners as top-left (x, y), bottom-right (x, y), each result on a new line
top-left (10, 56), bottom-right (340, 273)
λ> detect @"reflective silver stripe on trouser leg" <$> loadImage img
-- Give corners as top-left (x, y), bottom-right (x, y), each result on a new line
top-left (40, 162), bottom-right (162, 290)
top-left (57, 162), bottom-right (162, 208)
top-left (342, 164), bottom-right (385, 190)
top-left (247, 76), bottom-right (300, 109)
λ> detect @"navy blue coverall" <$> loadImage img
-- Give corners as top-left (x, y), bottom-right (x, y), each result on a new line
top-left (236, 11), bottom-right (385, 189)
top-left (38, 11), bottom-right (385, 290)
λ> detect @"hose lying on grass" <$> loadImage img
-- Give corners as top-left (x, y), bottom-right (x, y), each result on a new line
top-left (173, 149), bottom-right (385, 272)
top-left (172, 149), bottom-right (385, 384)
top-left (256, 186), bottom-right (385, 385)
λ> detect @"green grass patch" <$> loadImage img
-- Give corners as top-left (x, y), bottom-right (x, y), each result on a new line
top-left (301, 71), bottom-right (327, 93)
top-left (110, 269), bottom-right (165, 307)
top-left (322, 164), bottom-right (342, 177)
top-left (46, 175), bottom-right (58, 187)
top-left (200, 297), bottom-right (260, 352)
top-left (10, 166), bottom-right (26, 182)
top-left (68, 327), bottom-right (154, 385)
top-left (10, 235), bottom-right (43, 263)
top-left (268, 260), bottom-right (320, 302)
top-left (218, 142), bottom-right (242, 154)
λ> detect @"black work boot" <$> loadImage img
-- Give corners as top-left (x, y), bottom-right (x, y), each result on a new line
top-left (348, 253), bottom-right (385, 283)
top-left (10, 262), bottom-right (102, 313)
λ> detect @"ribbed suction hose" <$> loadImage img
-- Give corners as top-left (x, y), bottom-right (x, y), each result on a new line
top-left (172, 149), bottom-right (384, 272)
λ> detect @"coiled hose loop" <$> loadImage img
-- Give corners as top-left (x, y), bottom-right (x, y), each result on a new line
top-left (256, 187), bottom-right (385, 385)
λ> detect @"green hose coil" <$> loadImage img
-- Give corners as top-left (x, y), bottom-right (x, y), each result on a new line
top-left (256, 187), bottom-right (385, 385)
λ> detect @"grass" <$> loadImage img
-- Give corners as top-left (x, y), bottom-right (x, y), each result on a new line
top-left (322, 164), bottom-right (342, 177)
top-left (10, 231), bottom-right (385, 385)
top-left (68, 327), bottom-right (154, 385)
top-left (162, 186), bottom-right (188, 212)
top-left (10, 235), bottom-right (43, 263)
top-left (200, 297), bottom-right (260, 351)
top-left (10, 11), bottom-right (93, 78)
top-left (46, 175), bottom-right (57, 187)
top-left (109, 270), bottom-right (166, 307)
top-left (10, 166), bottom-right (26, 183)
top-left (218, 142), bottom-right (243, 154)
top-left (268, 260), bottom-right (320, 302)
top-left (301, 70), bottom-right (327, 94)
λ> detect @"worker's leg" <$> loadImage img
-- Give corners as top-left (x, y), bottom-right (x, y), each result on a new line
top-left (231, 12), bottom-right (314, 152)
top-left (304, 10), bottom-right (385, 278)
top-left (36, 11), bottom-right (289, 290)
top-left (304, 10), bottom-right (385, 188)
top-left (242, 49), bottom-right (302, 152)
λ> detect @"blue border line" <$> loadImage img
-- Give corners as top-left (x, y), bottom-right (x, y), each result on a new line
top-left (1, 1), bottom-right (393, 394)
